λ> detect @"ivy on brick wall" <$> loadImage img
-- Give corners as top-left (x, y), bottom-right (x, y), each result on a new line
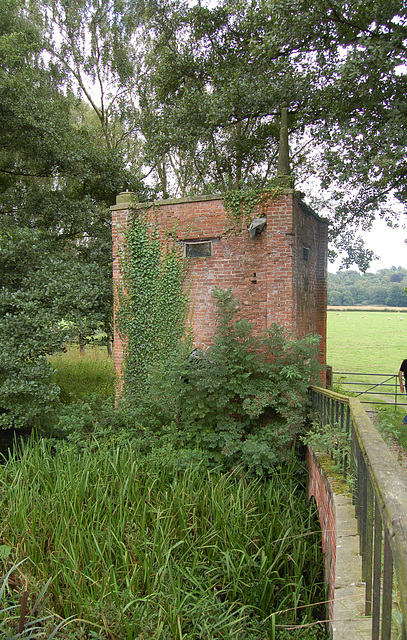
top-left (117, 209), bottom-right (189, 397)
top-left (223, 184), bottom-right (284, 232)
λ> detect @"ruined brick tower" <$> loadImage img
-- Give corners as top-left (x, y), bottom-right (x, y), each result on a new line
top-left (111, 106), bottom-right (328, 389)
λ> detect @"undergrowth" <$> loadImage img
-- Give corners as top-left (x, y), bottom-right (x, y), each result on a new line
top-left (373, 406), bottom-right (407, 454)
top-left (0, 439), bottom-right (327, 639)
top-left (49, 346), bottom-right (114, 404)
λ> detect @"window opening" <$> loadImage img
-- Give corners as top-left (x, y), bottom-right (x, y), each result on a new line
top-left (185, 241), bottom-right (213, 258)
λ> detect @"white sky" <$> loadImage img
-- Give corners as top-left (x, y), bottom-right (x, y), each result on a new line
top-left (329, 217), bottom-right (407, 273)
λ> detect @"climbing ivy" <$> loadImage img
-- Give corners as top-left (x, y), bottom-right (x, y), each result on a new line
top-left (117, 209), bottom-right (189, 398)
top-left (222, 184), bottom-right (284, 232)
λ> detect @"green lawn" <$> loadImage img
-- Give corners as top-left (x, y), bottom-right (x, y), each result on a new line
top-left (327, 310), bottom-right (407, 374)
top-left (327, 310), bottom-right (407, 450)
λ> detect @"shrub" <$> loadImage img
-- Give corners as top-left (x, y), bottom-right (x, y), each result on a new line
top-left (57, 289), bottom-right (321, 475)
top-left (129, 288), bottom-right (321, 475)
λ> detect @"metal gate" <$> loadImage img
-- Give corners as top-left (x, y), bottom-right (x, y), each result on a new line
top-left (331, 371), bottom-right (407, 408)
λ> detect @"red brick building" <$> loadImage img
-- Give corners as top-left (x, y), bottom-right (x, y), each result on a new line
top-left (111, 187), bottom-right (328, 389)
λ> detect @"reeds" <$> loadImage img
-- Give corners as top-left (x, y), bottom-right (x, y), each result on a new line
top-left (1, 440), bottom-right (327, 639)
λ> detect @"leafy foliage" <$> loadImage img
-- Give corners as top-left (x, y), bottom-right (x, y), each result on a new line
top-left (0, 439), bottom-right (327, 639)
top-left (137, 0), bottom-right (407, 268)
top-left (0, 0), bottom-right (148, 428)
top-left (223, 183), bottom-right (283, 231)
top-left (61, 289), bottom-right (320, 474)
top-left (125, 288), bottom-right (321, 475)
top-left (0, 561), bottom-right (73, 639)
top-left (137, 1), bottom-right (311, 196)
top-left (39, 0), bottom-right (143, 158)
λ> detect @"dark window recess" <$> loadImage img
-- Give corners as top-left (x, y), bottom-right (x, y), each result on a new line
top-left (303, 247), bottom-right (310, 262)
top-left (185, 241), bottom-right (212, 258)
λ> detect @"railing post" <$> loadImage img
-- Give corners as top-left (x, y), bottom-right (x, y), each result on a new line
top-left (344, 405), bottom-right (350, 479)
top-left (365, 476), bottom-right (374, 616)
top-left (396, 374), bottom-right (398, 410)
top-left (381, 528), bottom-right (393, 640)
top-left (351, 420), bottom-right (357, 506)
top-left (360, 452), bottom-right (367, 562)
top-left (372, 497), bottom-right (382, 640)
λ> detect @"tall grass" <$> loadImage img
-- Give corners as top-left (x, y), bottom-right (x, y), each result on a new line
top-left (372, 406), bottom-right (407, 454)
top-left (49, 347), bottom-right (114, 403)
top-left (0, 440), bottom-right (327, 639)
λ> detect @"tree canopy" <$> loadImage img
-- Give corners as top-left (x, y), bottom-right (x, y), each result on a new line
top-left (328, 267), bottom-right (407, 307)
top-left (0, 0), bottom-right (148, 426)
top-left (8, 0), bottom-right (405, 265)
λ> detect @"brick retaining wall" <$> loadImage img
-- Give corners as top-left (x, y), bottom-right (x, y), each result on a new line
top-left (307, 447), bottom-right (336, 626)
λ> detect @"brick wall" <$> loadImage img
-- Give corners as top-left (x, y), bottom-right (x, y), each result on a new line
top-left (307, 448), bottom-right (336, 625)
top-left (112, 205), bottom-right (128, 393)
top-left (111, 190), bottom-right (328, 388)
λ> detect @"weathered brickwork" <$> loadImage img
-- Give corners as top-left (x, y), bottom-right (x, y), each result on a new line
top-left (111, 190), bottom-right (328, 389)
top-left (307, 448), bottom-right (336, 627)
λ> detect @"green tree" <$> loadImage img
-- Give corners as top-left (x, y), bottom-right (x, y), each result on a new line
top-left (386, 284), bottom-right (407, 307)
top-left (0, 0), bottom-right (146, 427)
top-left (328, 290), bottom-right (342, 306)
top-left (26, 0), bottom-right (406, 270)
top-left (369, 286), bottom-right (388, 306)
top-left (328, 267), bottom-right (407, 307)
top-left (348, 284), bottom-right (365, 305)
top-left (139, 0), bottom-right (406, 268)
top-left (255, 0), bottom-right (407, 268)
top-left (342, 291), bottom-right (354, 306)
top-left (39, 0), bottom-right (142, 157)
top-left (137, 1), bottom-right (314, 196)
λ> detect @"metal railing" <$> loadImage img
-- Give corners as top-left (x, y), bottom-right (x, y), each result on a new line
top-left (309, 386), bottom-right (407, 640)
top-left (331, 371), bottom-right (407, 408)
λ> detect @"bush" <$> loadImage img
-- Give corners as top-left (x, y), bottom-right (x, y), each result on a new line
top-left (57, 290), bottom-right (321, 475)
top-left (127, 288), bottom-right (321, 475)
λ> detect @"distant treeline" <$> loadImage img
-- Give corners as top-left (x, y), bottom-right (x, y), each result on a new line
top-left (328, 267), bottom-right (407, 306)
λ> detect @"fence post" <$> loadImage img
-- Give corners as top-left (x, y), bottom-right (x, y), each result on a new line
top-left (326, 365), bottom-right (333, 388)
top-left (395, 374), bottom-right (398, 410)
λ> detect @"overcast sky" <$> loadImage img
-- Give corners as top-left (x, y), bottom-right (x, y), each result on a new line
top-left (329, 217), bottom-right (407, 273)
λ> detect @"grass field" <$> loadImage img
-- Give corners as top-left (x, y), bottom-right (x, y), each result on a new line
top-left (327, 309), bottom-right (407, 451)
top-left (327, 309), bottom-right (407, 373)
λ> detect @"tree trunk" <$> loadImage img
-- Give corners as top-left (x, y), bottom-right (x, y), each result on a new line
top-left (78, 334), bottom-right (86, 354)
top-left (107, 334), bottom-right (113, 357)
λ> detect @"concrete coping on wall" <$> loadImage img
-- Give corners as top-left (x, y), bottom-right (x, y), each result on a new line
top-left (109, 188), bottom-right (324, 213)
top-left (299, 200), bottom-right (329, 225)
top-left (332, 488), bottom-right (373, 640)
